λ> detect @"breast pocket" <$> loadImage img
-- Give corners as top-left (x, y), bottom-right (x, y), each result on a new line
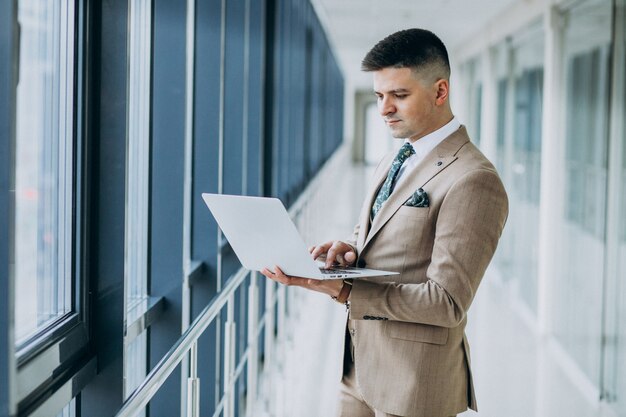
top-left (386, 321), bottom-right (449, 345)
top-left (394, 206), bottom-right (432, 251)
top-left (396, 205), bottom-right (429, 219)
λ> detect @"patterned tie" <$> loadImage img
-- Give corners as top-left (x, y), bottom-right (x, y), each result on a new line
top-left (371, 142), bottom-right (415, 219)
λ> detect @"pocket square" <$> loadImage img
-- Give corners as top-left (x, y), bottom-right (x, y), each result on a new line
top-left (404, 188), bottom-right (429, 207)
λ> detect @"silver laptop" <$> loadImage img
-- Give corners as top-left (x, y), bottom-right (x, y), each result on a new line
top-left (201, 193), bottom-right (399, 280)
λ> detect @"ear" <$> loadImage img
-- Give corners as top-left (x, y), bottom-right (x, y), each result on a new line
top-left (434, 79), bottom-right (449, 106)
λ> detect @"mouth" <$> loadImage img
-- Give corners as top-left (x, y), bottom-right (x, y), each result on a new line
top-left (385, 119), bottom-right (400, 126)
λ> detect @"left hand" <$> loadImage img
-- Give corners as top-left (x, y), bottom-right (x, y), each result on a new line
top-left (260, 265), bottom-right (343, 298)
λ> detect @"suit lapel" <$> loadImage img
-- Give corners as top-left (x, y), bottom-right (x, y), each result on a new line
top-left (362, 127), bottom-right (470, 250)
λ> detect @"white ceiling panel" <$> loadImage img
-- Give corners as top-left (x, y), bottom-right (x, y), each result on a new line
top-left (313, 0), bottom-right (520, 88)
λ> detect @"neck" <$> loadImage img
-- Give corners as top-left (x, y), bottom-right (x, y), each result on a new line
top-left (408, 112), bottom-right (455, 143)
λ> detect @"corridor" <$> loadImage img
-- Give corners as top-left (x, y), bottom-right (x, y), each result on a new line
top-left (1, 0), bottom-right (625, 416)
top-left (279, 149), bottom-right (616, 417)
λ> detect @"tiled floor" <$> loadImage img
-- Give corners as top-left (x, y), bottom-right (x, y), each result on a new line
top-left (275, 150), bottom-right (612, 417)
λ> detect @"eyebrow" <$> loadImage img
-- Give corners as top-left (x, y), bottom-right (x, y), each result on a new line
top-left (374, 88), bottom-right (410, 95)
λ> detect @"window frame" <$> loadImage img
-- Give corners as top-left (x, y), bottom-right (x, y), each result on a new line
top-left (0, 0), bottom-right (18, 415)
top-left (12, 1), bottom-right (95, 414)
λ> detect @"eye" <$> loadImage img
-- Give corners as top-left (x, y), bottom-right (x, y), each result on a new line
top-left (394, 94), bottom-right (408, 99)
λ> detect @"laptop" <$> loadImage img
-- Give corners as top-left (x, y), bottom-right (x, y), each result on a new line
top-left (201, 193), bottom-right (399, 280)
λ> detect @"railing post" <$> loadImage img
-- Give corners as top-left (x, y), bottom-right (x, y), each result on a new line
top-left (246, 272), bottom-right (259, 416)
top-left (263, 280), bottom-right (275, 413)
top-left (224, 295), bottom-right (236, 417)
top-left (186, 342), bottom-right (200, 417)
top-left (275, 284), bottom-right (287, 417)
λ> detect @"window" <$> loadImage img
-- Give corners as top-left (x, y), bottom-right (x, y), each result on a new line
top-left (12, 1), bottom-right (95, 415)
top-left (552, 0), bottom-right (612, 385)
top-left (14, 0), bottom-right (76, 345)
top-left (461, 58), bottom-right (482, 145)
top-left (124, 0), bottom-right (152, 401)
top-left (493, 21), bottom-right (544, 313)
top-left (605, 0), bottom-right (626, 412)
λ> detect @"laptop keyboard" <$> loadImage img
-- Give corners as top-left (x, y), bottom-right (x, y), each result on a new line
top-left (320, 268), bottom-right (358, 275)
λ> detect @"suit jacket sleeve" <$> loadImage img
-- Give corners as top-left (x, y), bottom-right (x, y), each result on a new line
top-left (348, 168), bottom-right (508, 327)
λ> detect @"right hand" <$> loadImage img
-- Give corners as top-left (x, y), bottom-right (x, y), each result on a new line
top-left (308, 240), bottom-right (357, 269)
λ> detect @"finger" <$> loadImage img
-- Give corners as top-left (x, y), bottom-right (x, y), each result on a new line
top-left (325, 242), bottom-right (341, 268)
top-left (344, 251), bottom-right (356, 264)
top-left (260, 268), bottom-right (281, 283)
top-left (273, 266), bottom-right (313, 287)
top-left (271, 266), bottom-right (292, 284)
top-left (311, 241), bottom-right (332, 260)
top-left (310, 244), bottom-right (326, 259)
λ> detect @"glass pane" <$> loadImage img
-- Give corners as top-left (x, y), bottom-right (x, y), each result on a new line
top-left (14, 0), bottom-right (75, 344)
top-left (614, 0), bottom-right (626, 412)
top-left (364, 102), bottom-right (394, 165)
top-left (125, 0), bottom-right (151, 309)
top-left (494, 21), bottom-right (544, 314)
top-left (125, 332), bottom-right (147, 404)
top-left (552, 0), bottom-right (612, 385)
top-left (124, 0), bottom-right (152, 406)
top-left (463, 58), bottom-right (482, 144)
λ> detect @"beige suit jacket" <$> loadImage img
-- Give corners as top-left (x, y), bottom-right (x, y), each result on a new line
top-left (343, 126), bottom-right (508, 417)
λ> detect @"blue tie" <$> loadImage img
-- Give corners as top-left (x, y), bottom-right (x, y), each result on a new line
top-left (371, 142), bottom-right (415, 219)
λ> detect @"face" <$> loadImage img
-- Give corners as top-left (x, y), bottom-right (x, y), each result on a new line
top-left (373, 67), bottom-right (449, 142)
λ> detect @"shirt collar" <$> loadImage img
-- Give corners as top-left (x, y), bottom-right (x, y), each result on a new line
top-left (405, 116), bottom-right (461, 160)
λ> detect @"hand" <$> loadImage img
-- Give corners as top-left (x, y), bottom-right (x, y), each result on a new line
top-left (308, 240), bottom-right (357, 269)
top-left (260, 266), bottom-right (344, 298)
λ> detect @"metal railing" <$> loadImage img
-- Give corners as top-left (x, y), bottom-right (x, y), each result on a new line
top-left (115, 146), bottom-right (347, 417)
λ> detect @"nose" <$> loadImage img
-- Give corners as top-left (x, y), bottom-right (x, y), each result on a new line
top-left (378, 96), bottom-right (396, 116)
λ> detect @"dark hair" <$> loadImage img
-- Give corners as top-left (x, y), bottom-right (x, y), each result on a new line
top-left (361, 28), bottom-right (450, 79)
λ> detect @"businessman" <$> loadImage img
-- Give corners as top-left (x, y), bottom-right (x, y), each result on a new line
top-left (261, 28), bottom-right (508, 417)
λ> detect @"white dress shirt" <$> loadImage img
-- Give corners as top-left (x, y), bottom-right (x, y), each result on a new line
top-left (393, 117), bottom-right (461, 191)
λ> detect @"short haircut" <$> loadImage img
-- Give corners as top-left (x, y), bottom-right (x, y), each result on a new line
top-left (361, 28), bottom-right (450, 81)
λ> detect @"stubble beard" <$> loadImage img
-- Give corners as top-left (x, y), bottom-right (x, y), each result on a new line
top-left (388, 124), bottom-right (409, 139)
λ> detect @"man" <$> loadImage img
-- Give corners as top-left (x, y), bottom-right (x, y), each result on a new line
top-left (261, 28), bottom-right (508, 417)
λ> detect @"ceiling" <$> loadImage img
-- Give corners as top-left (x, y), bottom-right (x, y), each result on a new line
top-left (313, 0), bottom-right (520, 89)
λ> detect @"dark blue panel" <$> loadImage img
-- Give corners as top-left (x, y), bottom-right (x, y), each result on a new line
top-left (191, 0), bottom-right (221, 284)
top-left (149, 0), bottom-right (187, 415)
top-left (311, 40), bottom-right (323, 172)
top-left (263, 0), bottom-right (277, 198)
top-left (320, 51), bottom-right (329, 161)
top-left (0, 1), bottom-right (15, 415)
top-left (302, 27), bottom-right (313, 182)
top-left (191, 7), bottom-right (221, 412)
top-left (80, 0), bottom-right (128, 415)
top-left (291, 3), bottom-right (306, 195)
top-left (221, 0), bottom-right (246, 281)
top-left (223, 0), bottom-right (246, 196)
top-left (245, 0), bottom-right (265, 197)
top-left (285, 3), bottom-right (297, 198)
top-left (263, 0), bottom-right (345, 204)
top-left (277, 0), bottom-right (289, 202)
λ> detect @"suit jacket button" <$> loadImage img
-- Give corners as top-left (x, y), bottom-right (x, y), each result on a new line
top-left (357, 259), bottom-right (366, 268)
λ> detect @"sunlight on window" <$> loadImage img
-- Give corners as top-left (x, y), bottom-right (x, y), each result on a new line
top-left (14, 0), bottom-right (75, 345)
